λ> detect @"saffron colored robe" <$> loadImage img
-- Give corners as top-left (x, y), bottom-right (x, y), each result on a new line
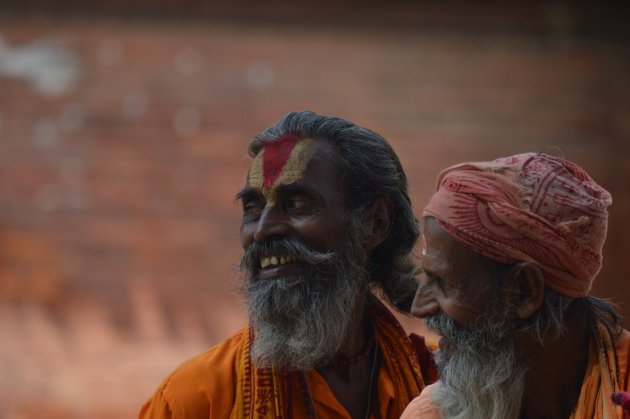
top-left (400, 325), bottom-right (630, 419)
top-left (140, 301), bottom-right (435, 419)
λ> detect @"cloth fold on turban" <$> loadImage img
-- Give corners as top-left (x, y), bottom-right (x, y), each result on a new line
top-left (424, 152), bottom-right (612, 297)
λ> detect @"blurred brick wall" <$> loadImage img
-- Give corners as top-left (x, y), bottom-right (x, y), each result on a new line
top-left (0, 3), bottom-right (629, 418)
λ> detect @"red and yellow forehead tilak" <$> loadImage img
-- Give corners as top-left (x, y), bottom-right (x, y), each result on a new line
top-left (247, 135), bottom-right (317, 205)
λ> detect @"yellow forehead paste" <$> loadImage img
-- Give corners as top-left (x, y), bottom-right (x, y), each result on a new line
top-left (248, 152), bottom-right (264, 189)
top-left (247, 138), bottom-right (317, 206)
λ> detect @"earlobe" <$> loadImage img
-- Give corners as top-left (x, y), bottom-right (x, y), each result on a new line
top-left (512, 262), bottom-right (545, 319)
top-left (367, 197), bottom-right (393, 250)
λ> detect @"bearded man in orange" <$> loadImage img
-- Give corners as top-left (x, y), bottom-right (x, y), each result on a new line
top-left (401, 152), bottom-right (630, 419)
top-left (139, 111), bottom-right (436, 419)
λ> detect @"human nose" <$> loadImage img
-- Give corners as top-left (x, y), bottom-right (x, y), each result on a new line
top-left (253, 205), bottom-right (290, 242)
top-left (410, 278), bottom-right (440, 318)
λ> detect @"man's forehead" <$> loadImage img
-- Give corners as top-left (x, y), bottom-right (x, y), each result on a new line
top-left (247, 136), bottom-right (318, 190)
top-left (422, 217), bottom-right (480, 278)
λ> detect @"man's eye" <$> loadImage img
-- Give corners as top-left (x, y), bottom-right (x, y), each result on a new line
top-left (427, 273), bottom-right (446, 291)
top-left (285, 197), bottom-right (310, 213)
top-left (242, 200), bottom-right (263, 218)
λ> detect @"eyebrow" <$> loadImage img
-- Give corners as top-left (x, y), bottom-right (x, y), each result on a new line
top-left (234, 187), bottom-right (259, 202)
top-left (422, 258), bottom-right (452, 280)
top-left (425, 262), bottom-right (474, 288)
top-left (235, 182), bottom-right (322, 203)
top-left (277, 182), bottom-right (313, 197)
top-left (423, 268), bottom-right (442, 280)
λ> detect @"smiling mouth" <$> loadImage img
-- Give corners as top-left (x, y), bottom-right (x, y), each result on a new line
top-left (260, 254), bottom-right (297, 269)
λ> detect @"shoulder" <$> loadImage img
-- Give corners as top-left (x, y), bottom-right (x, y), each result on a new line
top-left (400, 383), bottom-right (441, 419)
top-left (140, 328), bottom-right (247, 419)
top-left (167, 328), bottom-right (245, 386)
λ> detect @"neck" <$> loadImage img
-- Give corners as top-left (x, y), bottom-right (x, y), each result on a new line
top-left (316, 298), bottom-right (379, 418)
top-left (519, 306), bottom-right (591, 418)
top-left (338, 298), bottom-right (370, 358)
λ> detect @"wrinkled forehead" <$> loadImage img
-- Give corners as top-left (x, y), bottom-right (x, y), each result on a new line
top-left (247, 136), bottom-right (318, 189)
top-left (422, 216), bottom-right (482, 278)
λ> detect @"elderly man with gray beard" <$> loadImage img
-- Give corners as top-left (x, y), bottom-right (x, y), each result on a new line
top-left (139, 111), bottom-right (436, 419)
top-left (401, 152), bottom-right (630, 419)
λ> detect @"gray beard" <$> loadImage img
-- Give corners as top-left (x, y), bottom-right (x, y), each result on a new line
top-left (239, 234), bottom-right (367, 371)
top-left (426, 312), bottom-right (529, 419)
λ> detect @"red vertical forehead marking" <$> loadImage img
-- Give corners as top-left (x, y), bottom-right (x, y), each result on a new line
top-left (262, 134), bottom-right (299, 187)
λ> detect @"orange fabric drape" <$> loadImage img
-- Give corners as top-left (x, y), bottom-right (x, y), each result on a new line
top-left (571, 326), bottom-right (630, 419)
top-left (231, 298), bottom-right (426, 418)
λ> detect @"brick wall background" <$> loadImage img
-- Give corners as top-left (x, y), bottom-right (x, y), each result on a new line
top-left (1, 2), bottom-right (629, 418)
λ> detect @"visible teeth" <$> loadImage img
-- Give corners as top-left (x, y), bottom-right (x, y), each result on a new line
top-left (259, 255), bottom-right (295, 269)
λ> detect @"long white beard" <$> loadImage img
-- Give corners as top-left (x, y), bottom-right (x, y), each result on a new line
top-left (426, 313), bottom-right (529, 419)
top-left (240, 235), bottom-right (367, 371)
top-left (246, 270), bottom-right (363, 371)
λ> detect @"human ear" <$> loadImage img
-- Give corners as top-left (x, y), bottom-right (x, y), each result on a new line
top-left (365, 196), bottom-right (393, 250)
top-left (510, 262), bottom-right (545, 319)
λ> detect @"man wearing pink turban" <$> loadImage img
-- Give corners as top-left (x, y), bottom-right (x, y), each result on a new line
top-left (401, 152), bottom-right (630, 419)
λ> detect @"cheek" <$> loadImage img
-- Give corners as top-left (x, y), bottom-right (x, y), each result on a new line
top-left (438, 296), bottom-right (485, 327)
top-left (292, 215), bottom-right (338, 243)
top-left (240, 224), bottom-right (254, 249)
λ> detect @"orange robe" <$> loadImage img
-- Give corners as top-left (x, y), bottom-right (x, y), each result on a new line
top-left (140, 300), bottom-right (433, 418)
top-left (400, 326), bottom-right (630, 419)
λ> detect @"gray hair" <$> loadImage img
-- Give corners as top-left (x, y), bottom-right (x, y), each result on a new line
top-left (487, 259), bottom-right (622, 343)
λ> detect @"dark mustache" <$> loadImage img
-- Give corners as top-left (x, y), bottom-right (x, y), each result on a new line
top-left (240, 237), bottom-right (335, 272)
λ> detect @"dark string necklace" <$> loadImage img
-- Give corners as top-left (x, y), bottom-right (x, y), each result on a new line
top-left (297, 323), bottom-right (379, 419)
top-left (329, 329), bottom-right (375, 368)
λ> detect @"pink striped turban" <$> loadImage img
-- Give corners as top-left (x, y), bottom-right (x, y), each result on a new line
top-left (424, 153), bottom-right (612, 297)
